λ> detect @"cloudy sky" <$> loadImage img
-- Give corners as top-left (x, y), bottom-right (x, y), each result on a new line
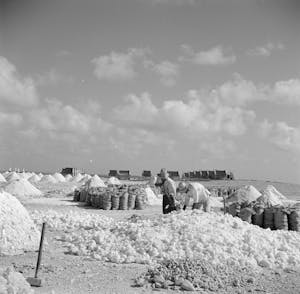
top-left (1, 0), bottom-right (300, 182)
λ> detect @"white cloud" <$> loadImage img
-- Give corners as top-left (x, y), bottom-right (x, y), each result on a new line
top-left (180, 44), bottom-right (236, 65)
top-left (0, 112), bottom-right (23, 126)
top-left (247, 42), bottom-right (285, 57)
top-left (35, 69), bottom-right (73, 86)
top-left (92, 48), bottom-right (149, 81)
top-left (0, 56), bottom-right (38, 106)
top-left (272, 79), bottom-right (300, 105)
top-left (113, 90), bottom-right (256, 137)
top-left (144, 60), bottom-right (179, 87)
top-left (259, 119), bottom-right (300, 152)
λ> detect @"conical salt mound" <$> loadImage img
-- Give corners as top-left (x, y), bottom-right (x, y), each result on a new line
top-left (5, 172), bottom-right (21, 182)
top-left (4, 179), bottom-right (43, 198)
top-left (64, 174), bottom-right (73, 181)
top-left (39, 174), bottom-right (58, 184)
top-left (72, 173), bottom-right (83, 182)
top-left (28, 174), bottom-right (41, 183)
top-left (19, 172), bottom-right (31, 180)
top-left (0, 173), bottom-right (7, 182)
top-left (38, 173), bottom-right (44, 178)
top-left (84, 175), bottom-right (106, 189)
top-left (0, 191), bottom-right (40, 255)
top-left (107, 176), bottom-right (121, 185)
top-left (52, 172), bottom-right (66, 182)
top-left (226, 185), bottom-right (261, 205)
top-left (256, 185), bottom-right (286, 208)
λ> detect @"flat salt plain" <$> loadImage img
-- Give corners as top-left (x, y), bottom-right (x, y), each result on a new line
top-left (1, 179), bottom-right (300, 294)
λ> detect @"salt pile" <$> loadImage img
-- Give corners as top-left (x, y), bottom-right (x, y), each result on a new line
top-left (3, 179), bottom-right (43, 198)
top-left (0, 267), bottom-right (34, 294)
top-left (145, 187), bottom-right (161, 205)
top-left (32, 209), bottom-right (300, 269)
top-left (52, 172), bottom-right (66, 182)
top-left (64, 174), bottom-right (73, 181)
top-left (79, 175), bottom-right (90, 184)
top-left (28, 174), bottom-right (41, 183)
top-left (0, 191), bottom-right (40, 255)
top-left (0, 173), bottom-right (7, 182)
top-left (38, 173), bottom-right (43, 178)
top-left (83, 175), bottom-right (106, 189)
top-left (72, 173), bottom-right (83, 182)
top-left (39, 174), bottom-right (58, 184)
top-left (5, 172), bottom-right (21, 182)
top-left (107, 176), bottom-right (121, 185)
top-left (226, 185), bottom-right (261, 205)
top-left (256, 185), bottom-right (286, 208)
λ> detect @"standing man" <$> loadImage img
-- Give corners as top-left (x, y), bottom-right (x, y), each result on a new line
top-left (157, 168), bottom-right (177, 214)
top-left (177, 181), bottom-right (211, 212)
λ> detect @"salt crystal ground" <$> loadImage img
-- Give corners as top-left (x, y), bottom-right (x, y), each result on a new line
top-left (1, 177), bottom-right (300, 293)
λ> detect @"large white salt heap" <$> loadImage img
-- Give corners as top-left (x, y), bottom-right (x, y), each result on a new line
top-left (39, 174), bottom-right (58, 184)
top-left (52, 172), bottom-right (66, 182)
top-left (84, 175), bottom-right (106, 189)
top-left (0, 191), bottom-right (40, 255)
top-left (28, 174), bottom-right (41, 183)
top-left (0, 173), bottom-right (7, 182)
top-left (5, 172), bottom-right (21, 182)
top-left (32, 210), bottom-right (300, 270)
top-left (226, 185), bottom-right (261, 205)
top-left (3, 179), bottom-right (43, 198)
top-left (107, 176), bottom-right (121, 185)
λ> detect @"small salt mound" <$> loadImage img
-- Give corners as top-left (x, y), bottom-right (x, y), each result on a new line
top-left (3, 179), bottom-right (43, 198)
top-left (145, 187), bottom-right (161, 205)
top-left (107, 176), bottom-right (121, 185)
top-left (52, 172), bottom-right (66, 182)
top-left (256, 185), bottom-right (286, 208)
top-left (79, 175), bottom-right (90, 184)
top-left (226, 185), bottom-right (261, 205)
top-left (38, 173), bottom-right (43, 177)
top-left (28, 174), bottom-right (41, 183)
top-left (83, 174), bottom-right (92, 180)
top-left (72, 173), bottom-right (83, 182)
top-left (39, 174), bottom-right (58, 184)
top-left (5, 172), bottom-right (21, 182)
top-left (0, 173), bottom-right (7, 182)
top-left (0, 267), bottom-right (34, 294)
top-left (19, 172), bottom-right (32, 180)
top-left (3, 171), bottom-right (10, 176)
top-left (64, 174), bottom-right (73, 181)
top-left (0, 191), bottom-right (40, 255)
top-left (84, 175), bottom-right (106, 189)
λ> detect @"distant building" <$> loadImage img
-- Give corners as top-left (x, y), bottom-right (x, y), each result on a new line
top-left (215, 170), bottom-right (227, 180)
top-left (167, 171), bottom-right (180, 180)
top-left (108, 170), bottom-right (118, 177)
top-left (61, 167), bottom-right (82, 176)
top-left (118, 170), bottom-right (130, 180)
top-left (142, 170), bottom-right (152, 178)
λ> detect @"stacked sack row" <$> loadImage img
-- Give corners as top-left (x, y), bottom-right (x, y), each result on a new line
top-left (226, 185), bottom-right (300, 231)
top-left (73, 184), bottom-right (148, 210)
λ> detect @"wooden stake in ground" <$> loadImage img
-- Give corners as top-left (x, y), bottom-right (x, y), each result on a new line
top-left (27, 222), bottom-right (46, 287)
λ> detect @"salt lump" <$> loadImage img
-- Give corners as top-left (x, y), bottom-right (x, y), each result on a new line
top-left (52, 172), bottom-right (66, 182)
top-left (226, 185), bottom-right (261, 205)
top-left (33, 209), bottom-right (300, 270)
top-left (0, 267), bottom-right (34, 294)
top-left (4, 179), bottom-right (43, 198)
top-left (39, 174), bottom-right (58, 184)
top-left (107, 176), bottom-right (121, 185)
top-left (83, 175), bottom-right (106, 189)
top-left (0, 191), bottom-right (40, 255)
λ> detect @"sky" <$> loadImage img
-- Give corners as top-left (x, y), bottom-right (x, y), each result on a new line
top-left (0, 0), bottom-right (300, 182)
